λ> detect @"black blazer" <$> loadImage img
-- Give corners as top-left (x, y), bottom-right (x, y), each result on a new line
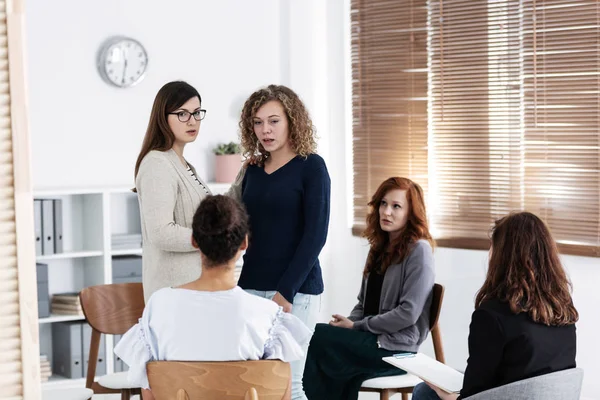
top-left (460, 298), bottom-right (576, 399)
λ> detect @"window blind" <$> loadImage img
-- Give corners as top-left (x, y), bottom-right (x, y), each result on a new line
top-left (429, 0), bottom-right (523, 249)
top-left (350, 0), bottom-right (429, 234)
top-left (428, 0), bottom-right (600, 256)
top-left (521, 0), bottom-right (600, 256)
top-left (351, 0), bottom-right (599, 256)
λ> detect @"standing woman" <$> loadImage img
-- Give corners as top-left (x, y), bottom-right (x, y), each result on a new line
top-left (303, 177), bottom-right (435, 400)
top-left (229, 84), bottom-right (330, 400)
top-left (134, 81), bottom-right (211, 301)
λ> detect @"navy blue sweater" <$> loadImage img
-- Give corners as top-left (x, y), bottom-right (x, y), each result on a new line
top-left (238, 154), bottom-right (330, 303)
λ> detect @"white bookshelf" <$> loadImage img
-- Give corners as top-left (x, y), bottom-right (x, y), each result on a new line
top-left (35, 183), bottom-right (230, 388)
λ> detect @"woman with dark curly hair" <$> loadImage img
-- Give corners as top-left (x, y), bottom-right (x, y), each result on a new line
top-left (413, 211), bottom-right (578, 400)
top-left (114, 195), bottom-right (312, 400)
top-left (228, 84), bottom-right (330, 400)
top-left (302, 177), bottom-right (435, 400)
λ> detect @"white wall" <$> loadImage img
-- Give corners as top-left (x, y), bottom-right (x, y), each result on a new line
top-left (26, 0), bottom-right (284, 190)
top-left (25, 1), bottom-right (600, 399)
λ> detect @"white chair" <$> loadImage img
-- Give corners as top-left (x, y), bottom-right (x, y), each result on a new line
top-left (464, 368), bottom-right (584, 400)
top-left (360, 284), bottom-right (445, 400)
top-left (42, 387), bottom-right (93, 400)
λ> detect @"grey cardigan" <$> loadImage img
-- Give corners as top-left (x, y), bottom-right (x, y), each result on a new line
top-left (136, 149), bottom-right (211, 301)
top-left (349, 239), bottom-right (435, 352)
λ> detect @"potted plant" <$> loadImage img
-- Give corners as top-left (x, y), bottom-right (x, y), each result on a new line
top-left (213, 142), bottom-right (242, 183)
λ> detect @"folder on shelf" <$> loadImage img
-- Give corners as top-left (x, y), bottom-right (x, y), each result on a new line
top-left (53, 199), bottom-right (63, 253)
top-left (41, 199), bottom-right (55, 256)
top-left (52, 322), bottom-right (83, 379)
top-left (34, 200), bottom-right (42, 256)
top-left (382, 353), bottom-right (464, 394)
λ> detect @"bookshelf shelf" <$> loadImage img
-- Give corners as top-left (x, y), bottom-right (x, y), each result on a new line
top-left (42, 376), bottom-right (87, 389)
top-left (36, 250), bottom-right (103, 261)
top-left (39, 314), bottom-right (85, 324)
top-left (110, 248), bottom-right (143, 256)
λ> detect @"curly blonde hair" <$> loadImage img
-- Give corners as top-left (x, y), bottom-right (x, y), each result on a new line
top-left (239, 84), bottom-right (317, 164)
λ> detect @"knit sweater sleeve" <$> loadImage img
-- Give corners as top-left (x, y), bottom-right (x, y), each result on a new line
top-left (136, 154), bottom-right (196, 252)
top-left (353, 241), bottom-right (434, 334)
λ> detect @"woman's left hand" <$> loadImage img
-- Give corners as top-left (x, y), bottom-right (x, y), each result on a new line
top-left (273, 292), bottom-right (293, 313)
top-left (329, 314), bottom-right (354, 329)
top-left (425, 382), bottom-right (459, 400)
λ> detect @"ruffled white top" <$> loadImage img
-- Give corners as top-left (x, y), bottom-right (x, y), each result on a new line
top-left (114, 286), bottom-right (313, 389)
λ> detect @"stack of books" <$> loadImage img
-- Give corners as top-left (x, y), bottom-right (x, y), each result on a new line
top-left (40, 354), bottom-right (52, 382)
top-left (51, 292), bottom-right (83, 316)
top-left (112, 233), bottom-right (142, 250)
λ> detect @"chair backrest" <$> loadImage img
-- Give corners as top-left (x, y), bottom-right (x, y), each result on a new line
top-left (80, 282), bottom-right (144, 335)
top-left (429, 283), bottom-right (445, 363)
top-left (79, 283), bottom-right (144, 389)
top-left (147, 360), bottom-right (290, 400)
top-left (464, 368), bottom-right (584, 400)
top-left (429, 283), bottom-right (444, 331)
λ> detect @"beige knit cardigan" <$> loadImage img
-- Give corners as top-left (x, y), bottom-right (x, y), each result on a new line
top-left (136, 149), bottom-right (211, 301)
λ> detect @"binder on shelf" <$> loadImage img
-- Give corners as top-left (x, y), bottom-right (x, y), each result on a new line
top-left (51, 322), bottom-right (83, 379)
top-left (34, 200), bottom-right (42, 256)
top-left (53, 199), bottom-right (63, 253)
top-left (112, 255), bottom-right (142, 284)
top-left (82, 323), bottom-right (106, 376)
top-left (41, 199), bottom-right (55, 256)
top-left (36, 263), bottom-right (50, 318)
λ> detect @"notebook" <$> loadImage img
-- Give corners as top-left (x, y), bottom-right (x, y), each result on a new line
top-left (382, 353), bottom-right (464, 394)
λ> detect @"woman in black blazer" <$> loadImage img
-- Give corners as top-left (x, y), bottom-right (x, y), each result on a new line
top-left (413, 211), bottom-right (579, 400)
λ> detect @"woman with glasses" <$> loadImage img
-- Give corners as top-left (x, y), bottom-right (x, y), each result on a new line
top-left (228, 84), bottom-right (331, 400)
top-left (134, 81), bottom-right (210, 301)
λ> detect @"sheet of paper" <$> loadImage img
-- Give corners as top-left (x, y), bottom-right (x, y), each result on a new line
top-left (383, 353), bottom-right (464, 394)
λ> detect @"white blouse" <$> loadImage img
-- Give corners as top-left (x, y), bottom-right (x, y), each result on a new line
top-left (114, 286), bottom-right (313, 389)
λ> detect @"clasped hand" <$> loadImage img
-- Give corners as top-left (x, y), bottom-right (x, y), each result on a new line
top-left (329, 314), bottom-right (353, 329)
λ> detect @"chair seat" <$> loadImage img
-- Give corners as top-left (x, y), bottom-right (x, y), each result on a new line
top-left (96, 371), bottom-right (137, 389)
top-left (361, 373), bottom-right (423, 389)
top-left (42, 387), bottom-right (93, 400)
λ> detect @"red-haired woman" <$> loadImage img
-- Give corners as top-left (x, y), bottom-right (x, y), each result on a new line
top-left (412, 212), bottom-right (578, 400)
top-left (303, 177), bottom-right (435, 400)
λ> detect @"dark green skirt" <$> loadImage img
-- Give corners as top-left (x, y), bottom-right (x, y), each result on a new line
top-left (302, 323), bottom-right (407, 400)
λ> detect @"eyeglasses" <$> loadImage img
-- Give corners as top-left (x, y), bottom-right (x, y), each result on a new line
top-left (169, 109), bottom-right (207, 122)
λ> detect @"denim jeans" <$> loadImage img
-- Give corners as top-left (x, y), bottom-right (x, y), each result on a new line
top-left (245, 289), bottom-right (320, 400)
top-left (412, 382), bottom-right (443, 400)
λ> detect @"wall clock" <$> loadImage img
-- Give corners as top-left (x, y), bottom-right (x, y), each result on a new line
top-left (97, 36), bottom-right (148, 88)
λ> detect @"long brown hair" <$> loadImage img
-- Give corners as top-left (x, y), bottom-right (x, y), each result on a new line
top-left (133, 81), bottom-right (202, 189)
top-left (475, 211), bottom-right (579, 326)
top-left (239, 84), bottom-right (317, 165)
top-left (363, 177), bottom-right (434, 276)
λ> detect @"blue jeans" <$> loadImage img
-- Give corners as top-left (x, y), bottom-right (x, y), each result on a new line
top-left (245, 290), bottom-right (320, 400)
top-left (412, 382), bottom-right (443, 400)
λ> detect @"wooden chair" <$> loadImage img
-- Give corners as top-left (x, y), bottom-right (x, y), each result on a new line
top-left (146, 360), bottom-right (291, 400)
top-left (79, 282), bottom-right (145, 400)
top-left (360, 283), bottom-right (446, 400)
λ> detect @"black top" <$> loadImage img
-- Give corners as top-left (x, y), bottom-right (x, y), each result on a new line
top-left (363, 270), bottom-right (385, 317)
top-left (238, 154), bottom-right (331, 303)
top-left (459, 298), bottom-right (577, 399)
